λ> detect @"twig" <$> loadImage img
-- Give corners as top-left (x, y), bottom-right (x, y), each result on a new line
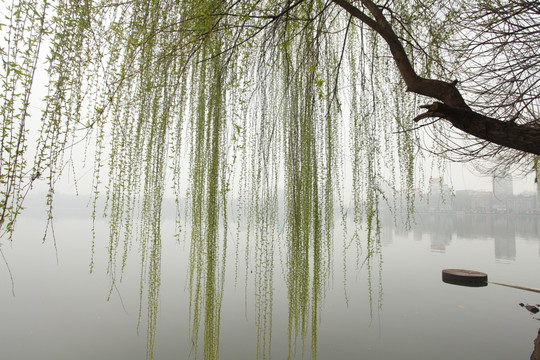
top-left (0, 247), bottom-right (15, 296)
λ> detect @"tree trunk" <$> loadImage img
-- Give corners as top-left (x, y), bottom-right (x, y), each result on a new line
top-left (332, 0), bottom-right (540, 156)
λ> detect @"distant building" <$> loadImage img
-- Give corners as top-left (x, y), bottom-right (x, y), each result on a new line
top-left (493, 173), bottom-right (513, 200)
top-left (491, 173), bottom-right (513, 212)
top-left (454, 190), bottom-right (470, 212)
top-left (410, 174), bottom-right (538, 215)
top-left (425, 177), bottom-right (453, 212)
top-left (471, 191), bottom-right (492, 212)
top-left (507, 193), bottom-right (538, 213)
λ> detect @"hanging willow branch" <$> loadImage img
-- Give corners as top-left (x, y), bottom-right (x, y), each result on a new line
top-left (332, 0), bottom-right (540, 155)
top-left (1, 0), bottom-right (539, 359)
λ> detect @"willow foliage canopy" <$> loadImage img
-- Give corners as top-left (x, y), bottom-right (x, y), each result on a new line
top-left (1, 0), bottom-right (538, 232)
top-left (1, 0), bottom-right (540, 358)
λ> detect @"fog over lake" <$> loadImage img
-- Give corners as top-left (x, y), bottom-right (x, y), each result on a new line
top-left (1, 193), bottom-right (539, 359)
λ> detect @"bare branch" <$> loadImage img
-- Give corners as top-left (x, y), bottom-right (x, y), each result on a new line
top-left (332, 0), bottom-right (540, 155)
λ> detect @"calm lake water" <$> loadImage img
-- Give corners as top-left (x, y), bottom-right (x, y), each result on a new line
top-left (1, 195), bottom-right (539, 360)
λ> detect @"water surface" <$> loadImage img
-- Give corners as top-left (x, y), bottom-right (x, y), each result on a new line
top-left (1, 197), bottom-right (539, 359)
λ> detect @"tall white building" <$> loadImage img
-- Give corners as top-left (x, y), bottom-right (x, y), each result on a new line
top-left (493, 173), bottom-right (513, 200)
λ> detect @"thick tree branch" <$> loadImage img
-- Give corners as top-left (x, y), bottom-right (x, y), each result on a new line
top-left (415, 102), bottom-right (540, 155)
top-left (332, 0), bottom-right (540, 155)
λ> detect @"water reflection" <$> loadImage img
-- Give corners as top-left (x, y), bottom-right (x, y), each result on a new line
top-left (4, 197), bottom-right (540, 360)
top-left (104, 211), bottom-right (539, 360)
top-left (130, 195), bottom-right (355, 360)
top-left (386, 213), bottom-right (540, 261)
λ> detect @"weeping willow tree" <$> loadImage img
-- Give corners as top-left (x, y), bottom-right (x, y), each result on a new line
top-left (2, 0), bottom-right (540, 359)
